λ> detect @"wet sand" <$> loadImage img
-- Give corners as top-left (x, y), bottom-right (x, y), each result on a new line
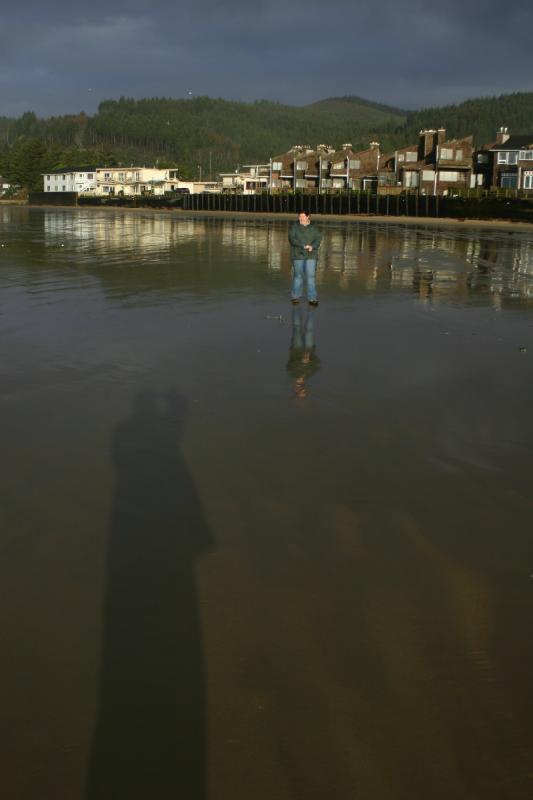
top-left (1, 208), bottom-right (533, 799)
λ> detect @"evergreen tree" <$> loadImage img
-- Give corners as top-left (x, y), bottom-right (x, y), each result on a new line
top-left (4, 138), bottom-right (48, 190)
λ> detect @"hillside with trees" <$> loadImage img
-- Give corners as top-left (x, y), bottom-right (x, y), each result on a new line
top-left (401, 92), bottom-right (533, 147)
top-left (1, 92), bottom-right (533, 190)
top-left (79, 95), bottom-right (405, 174)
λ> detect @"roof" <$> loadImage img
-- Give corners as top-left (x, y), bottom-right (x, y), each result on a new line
top-left (490, 136), bottom-right (533, 151)
top-left (43, 166), bottom-right (97, 175)
top-left (396, 143), bottom-right (418, 154)
top-left (441, 135), bottom-right (473, 147)
top-left (379, 152), bottom-right (396, 169)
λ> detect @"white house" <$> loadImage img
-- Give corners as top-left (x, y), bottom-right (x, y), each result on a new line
top-left (43, 168), bottom-right (97, 193)
top-left (172, 180), bottom-right (220, 194)
top-left (95, 167), bottom-right (184, 196)
top-left (220, 164), bottom-right (269, 194)
top-left (95, 168), bottom-right (222, 196)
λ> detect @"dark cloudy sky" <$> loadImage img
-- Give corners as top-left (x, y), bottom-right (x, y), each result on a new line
top-left (1, 0), bottom-right (532, 117)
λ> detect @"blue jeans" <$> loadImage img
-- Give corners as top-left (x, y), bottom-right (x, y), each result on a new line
top-left (291, 259), bottom-right (317, 302)
top-left (291, 305), bottom-right (316, 349)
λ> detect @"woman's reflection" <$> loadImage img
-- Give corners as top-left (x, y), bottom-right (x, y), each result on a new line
top-left (286, 305), bottom-right (321, 398)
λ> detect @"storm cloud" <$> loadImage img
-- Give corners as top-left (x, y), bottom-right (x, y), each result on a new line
top-left (1, 0), bottom-right (532, 116)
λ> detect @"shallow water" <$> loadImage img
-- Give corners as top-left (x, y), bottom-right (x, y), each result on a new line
top-left (1, 207), bottom-right (533, 799)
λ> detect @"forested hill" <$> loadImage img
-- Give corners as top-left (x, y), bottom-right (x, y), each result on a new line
top-left (87, 96), bottom-right (406, 170)
top-left (0, 95), bottom-right (405, 179)
top-left (304, 95), bottom-right (406, 123)
top-left (1, 92), bottom-right (533, 188)
top-left (401, 92), bottom-right (533, 146)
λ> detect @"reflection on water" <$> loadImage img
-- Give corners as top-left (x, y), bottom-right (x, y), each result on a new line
top-left (287, 306), bottom-right (320, 398)
top-left (1, 207), bottom-right (533, 800)
top-left (1, 206), bottom-right (532, 306)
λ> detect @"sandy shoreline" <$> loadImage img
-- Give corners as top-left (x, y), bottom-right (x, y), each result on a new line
top-left (15, 202), bottom-right (533, 232)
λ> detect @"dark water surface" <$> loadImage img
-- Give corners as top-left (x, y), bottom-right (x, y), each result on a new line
top-left (1, 207), bottom-right (533, 799)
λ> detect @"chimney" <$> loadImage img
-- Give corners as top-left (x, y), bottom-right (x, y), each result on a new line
top-left (342, 143), bottom-right (353, 150)
top-left (437, 128), bottom-right (446, 146)
top-left (419, 129), bottom-right (436, 159)
top-left (495, 126), bottom-right (510, 145)
top-left (369, 141), bottom-right (380, 150)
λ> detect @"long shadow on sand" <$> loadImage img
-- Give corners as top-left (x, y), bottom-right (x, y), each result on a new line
top-left (86, 390), bottom-right (213, 799)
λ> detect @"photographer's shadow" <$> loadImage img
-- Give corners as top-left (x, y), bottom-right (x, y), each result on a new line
top-left (87, 390), bottom-right (212, 800)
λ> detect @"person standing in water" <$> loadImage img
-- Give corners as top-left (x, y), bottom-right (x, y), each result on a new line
top-left (288, 211), bottom-right (322, 306)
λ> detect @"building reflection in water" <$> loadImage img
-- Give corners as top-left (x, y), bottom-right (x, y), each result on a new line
top-left (286, 305), bottom-right (320, 398)
top-left (41, 211), bottom-right (533, 307)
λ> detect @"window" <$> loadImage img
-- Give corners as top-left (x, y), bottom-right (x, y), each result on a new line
top-left (455, 149), bottom-right (463, 160)
top-left (296, 161), bottom-right (307, 170)
top-left (422, 170), bottom-right (435, 181)
top-left (47, 186), bottom-right (50, 191)
top-left (87, 173), bottom-right (93, 179)
top-left (442, 171), bottom-right (458, 182)
top-left (406, 151), bottom-right (417, 162)
top-left (295, 179), bottom-right (307, 188)
top-left (440, 148), bottom-right (453, 159)
top-left (403, 171), bottom-right (419, 188)
top-left (524, 172), bottom-right (533, 189)
top-left (501, 173), bottom-right (518, 188)
top-left (333, 179), bottom-right (345, 188)
top-left (519, 151), bottom-right (533, 161)
top-left (104, 172), bottom-right (111, 179)
top-left (332, 162), bottom-right (345, 171)
top-left (477, 153), bottom-right (489, 164)
top-left (46, 176), bottom-right (50, 181)
top-left (271, 161), bottom-right (283, 171)
top-left (348, 159), bottom-right (360, 169)
top-left (498, 151), bottom-right (518, 165)
top-left (398, 153), bottom-right (405, 162)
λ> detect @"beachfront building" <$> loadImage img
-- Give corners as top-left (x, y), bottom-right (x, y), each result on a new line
top-left (173, 180), bottom-right (221, 194)
top-left (488, 129), bottom-right (533, 189)
top-left (95, 167), bottom-right (181, 196)
top-left (43, 168), bottom-right (97, 193)
top-left (391, 129), bottom-right (474, 194)
top-left (255, 135), bottom-right (475, 195)
top-left (326, 142), bottom-right (382, 192)
top-left (95, 167), bottom-right (221, 196)
top-left (269, 145), bottom-right (320, 192)
top-left (268, 143), bottom-right (385, 193)
top-left (220, 164), bottom-right (270, 194)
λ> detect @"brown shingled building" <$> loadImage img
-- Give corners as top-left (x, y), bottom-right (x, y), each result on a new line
top-left (256, 127), bottom-right (533, 195)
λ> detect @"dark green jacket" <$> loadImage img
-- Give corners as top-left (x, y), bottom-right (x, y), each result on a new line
top-left (288, 222), bottom-right (322, 260)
